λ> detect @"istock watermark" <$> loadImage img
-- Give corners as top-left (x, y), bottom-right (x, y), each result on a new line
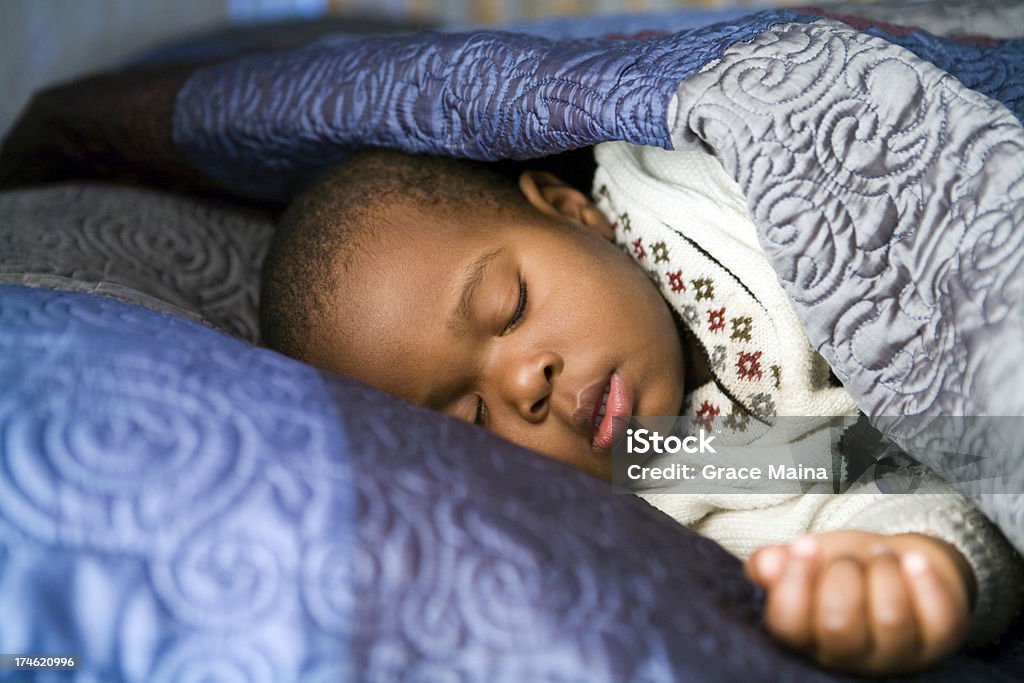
top-left (625, 427), bottom-right (716, 455)
top-left (611, 415), bottom-right (1024, 495)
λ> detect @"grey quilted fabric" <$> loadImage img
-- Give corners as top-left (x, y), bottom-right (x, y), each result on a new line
top-left (0, 183), bottom-right (273, 343)
top-left (671, 19), bottom-right (1024, 550)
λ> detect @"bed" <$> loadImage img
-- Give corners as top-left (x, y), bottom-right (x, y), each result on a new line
top-left (2, 2), bottom-right (1023, 681)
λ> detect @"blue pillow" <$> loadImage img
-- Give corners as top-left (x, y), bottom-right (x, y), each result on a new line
top-left (0, 284), bottom-right (841, 682)
top-left (5, 284), bottom-right (1024, 682)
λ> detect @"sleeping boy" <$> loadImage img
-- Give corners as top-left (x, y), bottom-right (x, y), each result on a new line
top-left (259, 146), bottom-right (1023, 676)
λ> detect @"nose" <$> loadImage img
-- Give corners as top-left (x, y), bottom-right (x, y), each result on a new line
top-left (497, 350), bottom-right (562, 423)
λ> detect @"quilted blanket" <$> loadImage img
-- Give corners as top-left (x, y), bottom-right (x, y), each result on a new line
top-left (5, 6), bottom-right (1023, 540)
top-left (3, 7), bottom-right (1024, 681)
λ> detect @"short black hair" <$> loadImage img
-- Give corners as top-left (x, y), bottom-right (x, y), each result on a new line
top-left (259, 148), bottom-right (528, 360)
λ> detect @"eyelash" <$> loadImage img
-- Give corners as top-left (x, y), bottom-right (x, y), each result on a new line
top-left (501, 278), bottom-right (527, 336)
top-left (474, 397), bottom-right (488, 426)
top-left (475, 278), bottom-right (527, 427)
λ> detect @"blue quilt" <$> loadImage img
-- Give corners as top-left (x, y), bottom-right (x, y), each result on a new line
top-left (2, 7), bottom-right (1024, 681)
top-left (166, 5), bottom-right (1024, 545)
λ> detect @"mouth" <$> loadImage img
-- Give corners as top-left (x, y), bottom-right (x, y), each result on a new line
top-left (573, 372), bottom-right (633, 450)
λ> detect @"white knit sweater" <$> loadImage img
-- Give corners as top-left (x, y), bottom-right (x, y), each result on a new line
top-left (593, 140), bottom-right (1023, 647)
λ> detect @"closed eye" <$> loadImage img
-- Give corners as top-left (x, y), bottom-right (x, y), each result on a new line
top-left (500, 278), bottom-right (527, 336)
top-left (473, 396), bottom-right (488, 426)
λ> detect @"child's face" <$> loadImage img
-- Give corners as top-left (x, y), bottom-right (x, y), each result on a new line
top-left (312, 172), bottom-right (685, 480)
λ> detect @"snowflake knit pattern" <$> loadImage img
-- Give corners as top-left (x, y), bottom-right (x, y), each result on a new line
top-left (593, 183), bottom-right (780, 427)
top-left (592, 141), bottom-right (859, 428)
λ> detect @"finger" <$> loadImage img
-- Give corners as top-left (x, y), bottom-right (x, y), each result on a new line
top-left (812, 556), bottom-right (870, 667)
top-left (748, 546), bottom-right (788, 588)
top-left (790, 530), bottom-right (889, 566)
top-left (863, 552), bottom-right (918, 674)
top-left (903, 552), bottom-right (970, 663)
top-left (765, 536), bottom-right (818, 652)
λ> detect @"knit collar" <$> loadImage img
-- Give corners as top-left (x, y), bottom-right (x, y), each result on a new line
top-left (594, 181), bottom-right (783, 427)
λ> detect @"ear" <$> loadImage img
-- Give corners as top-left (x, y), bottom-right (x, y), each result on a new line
top-left (518, 170), bottom-right (614, 240)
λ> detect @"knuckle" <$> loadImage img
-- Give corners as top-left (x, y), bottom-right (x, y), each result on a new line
top-left (820, 612), bottom-right (854, 637)
top-left (875, 603), bottom-right (911, 628)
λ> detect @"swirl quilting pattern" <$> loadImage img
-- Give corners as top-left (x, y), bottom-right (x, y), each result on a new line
top-left (173, 10), bottom-right (811, 203)
top-left (672, 21), bottom-right (1024, 549)
top-left (0, 183), bottom-right (272, 342)
top-left (853, 28), bottom-right (1024, 124)
top-left (0, 286), bottom-right (356, 681)
top-left (5, 291), bottom-right (1024, 682)
top-left (169, 9), bottom-right (1024, 206)
top-left (2, 285), bottom-right (863, 682)
top-left (5, 12), bottom-right (1024, 680)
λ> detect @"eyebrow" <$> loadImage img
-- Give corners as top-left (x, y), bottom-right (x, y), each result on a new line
top-left (449, 247), bottom-right (505, 333)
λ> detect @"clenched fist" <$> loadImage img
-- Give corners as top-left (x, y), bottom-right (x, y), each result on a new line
top-left (746, 530), bottom-right (975, 676)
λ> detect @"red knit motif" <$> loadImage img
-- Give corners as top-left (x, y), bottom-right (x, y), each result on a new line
top-left (707, 307), bottom-right (726, 333)
top-left (632, 237), bottom-right (646, 260)
top-left (667, 270), bottom-right (686, 293)
top-left (696, 400), bottom-right (720, 432)
top-left (737, 351), bottom-right (764, 381)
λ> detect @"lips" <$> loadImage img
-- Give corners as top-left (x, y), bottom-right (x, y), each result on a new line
top-left (571, 372), bottom-right (633, 450)
top-left (593, 372), bottom-right (631, 449)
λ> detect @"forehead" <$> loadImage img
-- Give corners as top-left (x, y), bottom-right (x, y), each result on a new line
top-left (314, 206), bottom-right (494, 398)
top-left (356, 205), bottom-right (495, 296)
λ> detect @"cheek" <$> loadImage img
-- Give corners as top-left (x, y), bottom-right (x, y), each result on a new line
top-left (547, 268), bottom-right (669, 350)
top-left (539, 235), bottom-right (678, 347)
top-left (601, 263), bottom-right (674, 331)
top-left (585, 243), bottom-right (663, 307)
top-left (514, 430), bottom-right (610, 480)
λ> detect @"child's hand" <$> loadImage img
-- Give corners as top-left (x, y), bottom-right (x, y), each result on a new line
top-left (745, 530), bottom-right (975, 676)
